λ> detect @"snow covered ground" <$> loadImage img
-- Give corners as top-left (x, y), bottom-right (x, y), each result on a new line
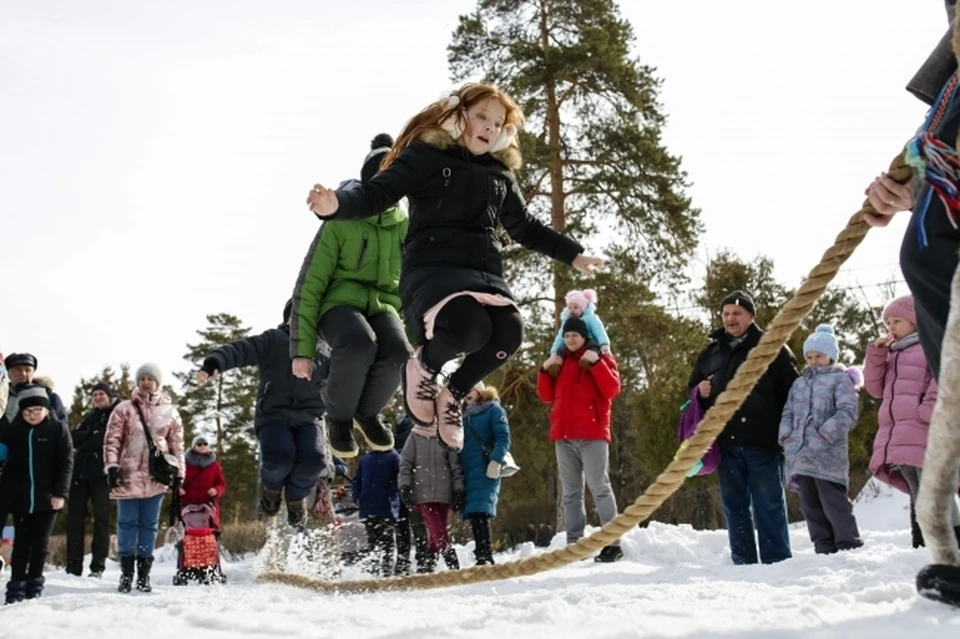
top-left (2, 479), bottom-right (958, 638)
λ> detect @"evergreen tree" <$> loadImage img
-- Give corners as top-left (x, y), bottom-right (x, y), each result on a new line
top-left (449, 0), bottom-right (701, 316)
top-left (174, 314), bottom-right (260, 522)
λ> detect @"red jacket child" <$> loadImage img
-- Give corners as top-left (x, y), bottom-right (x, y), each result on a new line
top-left (537, 344), bottom-right (621, 442)
top-left (181, 436), bottom-right (226, 527)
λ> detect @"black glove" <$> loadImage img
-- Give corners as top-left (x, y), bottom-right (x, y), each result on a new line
top-left (107, 467), bottom-right (119, 489)
top-left (400, 485), bottom-right (415, 508)
top-left (453, 490), bottom-right (466, 512)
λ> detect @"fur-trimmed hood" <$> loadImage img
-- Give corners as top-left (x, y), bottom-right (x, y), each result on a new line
top-left (419, 127), bottom-right (522, 172)
top-left (32, 375), bottom-right (55, 391)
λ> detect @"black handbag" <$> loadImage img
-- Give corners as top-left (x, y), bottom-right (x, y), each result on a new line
top-left (133, 402), bottom-right (180, 487)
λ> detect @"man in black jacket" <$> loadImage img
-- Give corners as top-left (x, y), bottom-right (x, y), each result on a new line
top-left (688, 291), bottom-right (798, 565)
top-left (65, 382), bottom-right (118, 577)
top-left (197, 300), bottom-right (331, 527)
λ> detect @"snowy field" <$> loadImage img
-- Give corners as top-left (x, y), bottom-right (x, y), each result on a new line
top-left (2, 479), bottom-right (958, 638)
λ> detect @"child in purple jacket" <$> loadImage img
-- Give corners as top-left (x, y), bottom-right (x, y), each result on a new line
top-left (780, 324), bottom-right (862, 554)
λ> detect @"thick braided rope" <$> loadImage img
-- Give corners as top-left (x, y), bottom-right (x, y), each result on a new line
top-left (256, 155), bottom-right (912, 593)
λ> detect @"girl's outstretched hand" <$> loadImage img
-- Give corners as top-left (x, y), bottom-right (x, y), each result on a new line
top-left (307, 183), bottom-right (340, 217)
top-left (572, 253), bottom-right (604, 275)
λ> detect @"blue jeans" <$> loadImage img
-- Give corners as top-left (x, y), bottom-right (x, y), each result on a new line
top-left (258, 422), bottom-right (326, 501)
top-left (116, 494), bottom-right (164, 558)
top-left (717, 445), bottom-right (791, 565)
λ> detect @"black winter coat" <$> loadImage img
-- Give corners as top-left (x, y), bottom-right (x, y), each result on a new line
top-left (201, 325), bottom-right (330, 430)
top-left (71, 399), bottom-right (119, 479)
top-left (0, 416), bottom-right (73, 513)
top-left (329, 134), bottom-right (584, 343)
top-left (688, 324), bottom-right (799, 451)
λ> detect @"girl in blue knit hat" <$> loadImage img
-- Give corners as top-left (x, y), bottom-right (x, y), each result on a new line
top-left (778, 324), bottom-right (863, 554)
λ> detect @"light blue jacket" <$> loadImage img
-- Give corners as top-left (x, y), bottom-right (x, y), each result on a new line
top-left (550, 303), bottom-right (610, 354)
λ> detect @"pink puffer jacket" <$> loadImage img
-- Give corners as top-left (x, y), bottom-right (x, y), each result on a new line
top-left (103, 389), bottom-right (185, 500)
top-left (864, 336), bottom-right (938, 494)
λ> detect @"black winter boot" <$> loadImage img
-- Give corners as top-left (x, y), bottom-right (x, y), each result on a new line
top-left (327, 419), bottom-right (359, 458)
top-left (24, 577), bottom-right (44, 600)
top-left (286, 499), bottom-right (307, 528)
top-left (65, 561), bottom-right (83, 577)
top-left (136, 556), bottom-right (154, 592)
top-left (416, 551), bottom-right (437, 574)
top-left (5, 580), bottom-right (26, 605)
top-left (259, 487), bottom-right (283, 518)
top-left (442, 547), bottom-right (460, 570)
top-left (917, 564), bottom-right (960, 607)
top-left (353, 415), bottom-right (395, 452)
top-left (117, 556), bottom-right (135, 593)
top-left (595, 545), bottom-right (624, 563)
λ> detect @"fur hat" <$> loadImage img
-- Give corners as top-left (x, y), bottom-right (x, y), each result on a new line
top-left (882, 295), bottom-right (917, 327)
top-left (4, 352), bottom-right (37, 370)
top-left (135, 363), bottom-right (162, 386)
top-left (562, 316), bottom-right (590, 341)
top-left (283, 298), bottom-right (294, 324)
top-left (565, 289), bottom-right (597, 312)
top-left (472, 380), bottom-right (486, 392)
top-left (191, 434), bottom-right (210, 448)
top-left (720, 290), bottom-right (756, 316)
top-left (91, 382), bottom-right (113, 398)
top-left (361, 133), bottom-right (394, 183)
top-left (803, 324), bottom-right (839, 363)
top-left (16, 382), bottom-right (50, 411)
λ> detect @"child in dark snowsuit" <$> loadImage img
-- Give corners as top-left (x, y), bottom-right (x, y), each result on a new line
top-left (0, 384), bottom-right (73, 604)
top-left (197, 300), bottom-right (330, 526)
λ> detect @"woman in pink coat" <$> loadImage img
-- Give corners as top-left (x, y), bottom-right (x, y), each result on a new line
top-left (864, 296), bottom-right (959, 541)
top-left (103, 363), bottom-right (184, 594)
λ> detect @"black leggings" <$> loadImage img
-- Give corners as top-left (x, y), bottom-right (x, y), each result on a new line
top-left (421, 297), bottom-right (523, 394)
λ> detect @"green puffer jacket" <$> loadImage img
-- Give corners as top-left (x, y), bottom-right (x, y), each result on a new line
top-left (291, 205), bottom-right (408, 359)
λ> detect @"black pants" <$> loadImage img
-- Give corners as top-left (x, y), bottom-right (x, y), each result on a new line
top-left (11, 511), bottom-right (56, 580)
top-left (467, 513), bottom-right (494, 563)
top-left (66, 476), bottom-right (111, 573)
top-left (796, 476), bottom-right (861, 554)
top-left (362, 516), bottom-right (397, 577)
top-left (422, 297), bottom-right (523, 394)
top-left (900, 201), bottom-right (960, 379)
top-left (320, 306), bottom-right (411, 422)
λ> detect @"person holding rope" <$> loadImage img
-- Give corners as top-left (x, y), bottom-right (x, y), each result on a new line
top-left (305, 82), bottom-right (604, 452)
top-left (862, 0), bottom-right (960, 606)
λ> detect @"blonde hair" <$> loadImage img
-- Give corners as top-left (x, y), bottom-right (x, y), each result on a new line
top-left (382, 83), bottom-right (525, 170)
top-left (477, 386), bottom-right (500, 402)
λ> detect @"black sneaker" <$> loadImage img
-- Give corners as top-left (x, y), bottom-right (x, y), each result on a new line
top-left (594, 545), bottom-right (624, 563)
top-left (917, 564), bottom-right (960, 608)
top-left (259, 487), bottom-right (283, 518)
top-left (353, 415), bottom-right (395, 451)
top-left (327, 419), bottom-right (359, 458)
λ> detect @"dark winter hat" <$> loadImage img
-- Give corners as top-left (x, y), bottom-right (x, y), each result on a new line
top-left (803, 324), bottom-right (839, 363)
top-left (135, 363), bottom-right (162, 386)
top-left (16, 382), bottom-right (50, 411)
top-left (361, 133), bottom-right (394, 183)
top-left (4, 352), bottom-right (37, 370)
top-left (283, 298), bottom-right (294, 324)
top-left (720, 290), bottom-right (756, 317)
top-left (91, 382), bottom-right (114, 398)
top-left (562, 316), bottom-right (590, 341)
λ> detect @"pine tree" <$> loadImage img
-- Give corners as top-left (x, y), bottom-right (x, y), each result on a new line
top-left (174, 314), bottom-right (261, 522)
top-left (449, 0), bottom-right (701, 315)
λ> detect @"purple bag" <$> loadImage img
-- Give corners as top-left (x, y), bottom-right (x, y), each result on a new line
top-left (676, 387), bottom-right (721, 476)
